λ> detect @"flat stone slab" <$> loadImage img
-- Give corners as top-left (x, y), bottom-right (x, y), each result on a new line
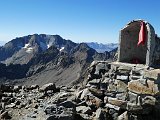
top-left (117, 75), bottom-right (128, 81)
top-left (144, 69), bottom-right (160, 82)
top-left (108, 97), bottom-right (127, 109)
top-left (128, 79), bottom-right (159, 95)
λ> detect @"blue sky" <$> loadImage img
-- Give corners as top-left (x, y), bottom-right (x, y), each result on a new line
top-left (0, 0), bottom-right (160, 43)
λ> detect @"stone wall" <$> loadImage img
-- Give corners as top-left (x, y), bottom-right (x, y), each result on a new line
top-left (81, 61), bottom-right (160, 119)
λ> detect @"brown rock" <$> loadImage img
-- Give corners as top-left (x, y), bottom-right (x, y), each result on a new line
top-left (86, 96), bottom-right (103, 108)
top-left (128, 79), bottom-right (159, 95)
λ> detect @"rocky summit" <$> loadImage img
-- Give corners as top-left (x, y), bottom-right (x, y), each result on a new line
top-left (1, 61), bottom-right (160, 120)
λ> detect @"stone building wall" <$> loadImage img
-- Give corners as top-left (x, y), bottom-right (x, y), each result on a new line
top-left (152, 36), bottom-right (160, 67)
top-left (118, 20), bottom-right (160, 67)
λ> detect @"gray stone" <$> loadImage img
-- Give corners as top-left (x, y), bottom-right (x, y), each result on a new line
top-left (47, 114), bottom-right (74, 120)
top-left (109, 108), bottom-right (116, 115)
top-left (39, 83), bottom-right (56, 92)
top-left (108, 97), bottom-right (127, 109)
top-left (27, 84), bottom-right (39, 90)
top-left (116, 75), bottom-right (129, 81)
top-left (117, 111), bottom-right (128, 120)
top-left (142, 96), bottom-right (156, 106)
top-left (78, 113), bottom-right (91, 120)
top-left (87, 79), bottom-right (101, 88)
top-left (94, 108), bottom-right (106, 120)
top-left (95, 62), bottom-right (109, 75)
top-left (1, 97), bottom-right (11, 102)
top-left (76, 106), bottom-right (91, 114)
top-left (144, 69), bottom-right (160, 82)
top-left (117, 65), bottom-right (132, 75)
top-left (130, 75), bottom-right (142, 80)
top-left (88, 79), bottom-right (100, 84)
top-left (105, 103), bottom-right (120, 111)
top-left (118, 65), bottom-right (132, 71)
top-left (44, 104), bottom-right (57, 114)
top-left (127, 103), bottom-right (143, 114)
top-left (128, 91), bottom-right (138, 104)
top-left (46, 106), bottom-right (75, 120)
top-left (6, 103), bottom-right (16, 108)
top-left (80, 88), bottom-right (91, 100)
top-left (58, 100), bottom-right (75, 108)
top-left (116, 93), bottom-right (127, 101)
top-left (13, 85), bottom-right (22, 92)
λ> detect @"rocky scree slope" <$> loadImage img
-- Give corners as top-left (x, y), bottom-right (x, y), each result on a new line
top-left (23, 43), bottom-right (111, 86)
top-left (1, 61), bottom-right (160, 120)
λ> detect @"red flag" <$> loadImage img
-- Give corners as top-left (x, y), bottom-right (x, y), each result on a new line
top-left (137, 21), bottom-right (146, 46)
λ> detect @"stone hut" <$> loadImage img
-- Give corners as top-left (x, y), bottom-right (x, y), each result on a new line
top-left (118, 19), bottom-right (160, 67)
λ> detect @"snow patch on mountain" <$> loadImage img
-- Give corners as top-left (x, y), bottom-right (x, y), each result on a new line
top-left (59, 47), bottom-right (65, 51)
top-left (26, 47), bottom-right (34, 53)
top-left (47, 41), bottom-right (54, 49)
top-left (23, 43), bottom-right (30, 48)
top-left (23, 43), bottom-right (34, 53)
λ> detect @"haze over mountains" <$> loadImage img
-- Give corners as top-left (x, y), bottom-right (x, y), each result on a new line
top-left (0, 34), bottom-right (117, 85)
top-left (87, 42), bottom-right (118, 53)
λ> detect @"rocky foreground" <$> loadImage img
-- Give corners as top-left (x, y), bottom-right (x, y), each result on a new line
top-left (1, 61), bottom-right (160, 120)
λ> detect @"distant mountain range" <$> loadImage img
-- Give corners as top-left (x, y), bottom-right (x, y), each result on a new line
top-left (86, 42), bottom-right (118, 53)
top-left (0, 34), bottom-right (117, 86)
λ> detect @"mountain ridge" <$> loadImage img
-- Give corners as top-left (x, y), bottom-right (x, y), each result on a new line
top-left (86, 42), bottom-right (118, 53)
top-left (0, 34), bottom-right (117, 86)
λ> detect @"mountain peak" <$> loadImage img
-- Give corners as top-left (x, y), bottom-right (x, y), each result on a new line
top-left (0, 34), bottom-right (77, 64)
